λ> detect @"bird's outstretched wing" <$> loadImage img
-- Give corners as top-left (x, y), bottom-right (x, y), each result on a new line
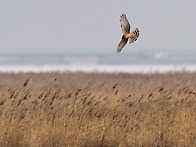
top-left (117, 35), bottom-right (128, 52)
top-left (129, 28), bottom-right (139, 44)
top-left (120, 14), bottom-right (130, 35)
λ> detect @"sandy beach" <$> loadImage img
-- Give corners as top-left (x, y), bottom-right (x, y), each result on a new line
top-left (0, 72), bottom-right (196, 146)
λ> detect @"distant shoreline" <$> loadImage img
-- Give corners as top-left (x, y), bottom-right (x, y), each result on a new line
top-left (0, 64), bottom-right (196, 74)
top-left (0, 51), bottom-right (196, 65)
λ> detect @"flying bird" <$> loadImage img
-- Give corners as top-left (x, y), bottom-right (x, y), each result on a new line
top-left (117, 14), bottom-right (139, 52)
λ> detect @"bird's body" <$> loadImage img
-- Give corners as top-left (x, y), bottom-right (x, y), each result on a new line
top-left (117, 14), bottom-right (139, 52)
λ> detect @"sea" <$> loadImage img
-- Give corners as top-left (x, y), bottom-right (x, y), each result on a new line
top-left (0, 51), bottom-right (196, 73)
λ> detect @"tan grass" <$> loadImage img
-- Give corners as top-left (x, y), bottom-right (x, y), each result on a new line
top-left (0, 72), bottom-right (196, 146)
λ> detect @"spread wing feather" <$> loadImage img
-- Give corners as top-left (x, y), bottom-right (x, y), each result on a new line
top-left (117, 36), bottom-right (128, 52)
top-left (120, 15), bottom-right (130, 35)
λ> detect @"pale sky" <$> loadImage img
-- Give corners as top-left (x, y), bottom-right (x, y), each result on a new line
top-left (0, 0), bottom-right (195, 54)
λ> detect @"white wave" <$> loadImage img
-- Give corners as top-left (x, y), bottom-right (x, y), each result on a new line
top-left (0, 64), bottom-right (196, 73)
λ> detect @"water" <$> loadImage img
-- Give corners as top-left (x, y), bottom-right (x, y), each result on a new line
top-left (0, 52), bottom-right (196, 73)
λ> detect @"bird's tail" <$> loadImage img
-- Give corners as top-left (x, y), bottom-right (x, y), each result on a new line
top-left (129, 28), bottom-right (139, 44)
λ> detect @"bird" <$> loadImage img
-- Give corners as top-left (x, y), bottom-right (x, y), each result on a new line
top-left (117, 14), bottom-right (139, 52)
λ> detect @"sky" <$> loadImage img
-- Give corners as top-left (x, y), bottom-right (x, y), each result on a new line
top-left (0, 0), bottom-right (196, 54)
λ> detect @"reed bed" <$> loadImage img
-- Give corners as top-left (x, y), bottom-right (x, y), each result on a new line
top-left (0, 72), bottom-right (195, 146)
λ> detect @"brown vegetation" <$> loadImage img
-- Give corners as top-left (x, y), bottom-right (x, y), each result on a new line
top-left (0, 72), bottom-right (196, 147)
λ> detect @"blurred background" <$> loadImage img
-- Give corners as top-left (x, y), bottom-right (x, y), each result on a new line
top-left (0, 0), bottom-right (196, 72)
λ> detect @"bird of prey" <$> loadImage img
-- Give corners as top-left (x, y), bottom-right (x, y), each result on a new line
top-left (117, 14), bottom-right (139, 52)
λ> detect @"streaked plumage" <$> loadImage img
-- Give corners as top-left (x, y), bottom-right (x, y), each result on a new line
top-left (117, 14), bottom-right (139, 52)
